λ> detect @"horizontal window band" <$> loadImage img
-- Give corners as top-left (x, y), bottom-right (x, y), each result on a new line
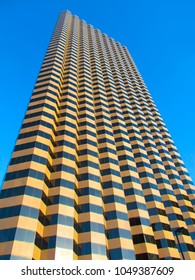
top-left (101, 168), bottom-right (120, 177)
top-left (0, 255), bottom-right (31, 260)
top-left (5, 168), bottom-right (45, 181)
top-left (75, 203), bottom-right (103, 214)
top-left (76, 173), bottom-right (100, 183)
top-left (28, 102), bottom-right (56, 112)
top-left (10, 154), bottom-right (47, 166)
top-left (35, 77), bottom-right (60, 85)
top-left (24, 110), bottom-right (55, 120)
top-left (18, 130), bottom-right (51, 140)
top-left (108, 248), bottom-right (136, 260)
top-left (30, 95), bottom-right (57, 104)
top-left (0, 205), bottom-right (39, 220)
top-left (0, 185), bottom-right (42, 199)
top-left (21, 119), bottom-right (55, 129)
top-left (103, 195), bottom-right (125, 205)
top-left (14, 141), bottom-right (49, 152)
top-left (74, 242), bottom-right (107, 256)
top-left (102, 181), bottom-right (123, 190)
top-left (75, 187), bottom-right (101, 197)
top-left (32, 89), bottom-right (59, 98)
top-left (106, 227), bottom-right (132, 240)
top-left (127, 201), bottom-right (147, 211)
top-left (77, 160), bottom-right (99, 169)
top-left (75, 221), bottom-right (104, 234)
top-left (104, 210), bottom-right (129, 221)
top-left (0, 228), bottom-right (36, 243)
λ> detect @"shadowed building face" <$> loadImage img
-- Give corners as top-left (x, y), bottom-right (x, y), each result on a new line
top-left (0, 11), bottom-right (195, 260)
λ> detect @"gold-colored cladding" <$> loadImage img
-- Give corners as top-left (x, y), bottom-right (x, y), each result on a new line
top-left (0, 10), bottom-right (195, 260)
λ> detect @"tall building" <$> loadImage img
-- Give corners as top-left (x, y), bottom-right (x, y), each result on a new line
top-left (0, 11), bottom-right (195, 260)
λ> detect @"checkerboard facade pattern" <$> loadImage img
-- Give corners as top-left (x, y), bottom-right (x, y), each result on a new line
top-left (0, 11), bottom-right (195, 260)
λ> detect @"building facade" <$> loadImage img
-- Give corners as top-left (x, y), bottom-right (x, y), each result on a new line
top-left (0, 11), bottom-right (195, 260)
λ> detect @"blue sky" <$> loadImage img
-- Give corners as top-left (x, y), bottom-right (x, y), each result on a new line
top-left (0, 0), bottom-right (195, 185)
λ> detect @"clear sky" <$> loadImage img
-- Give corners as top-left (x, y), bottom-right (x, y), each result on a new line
top-left (0, 0), bottom-right (195, 186)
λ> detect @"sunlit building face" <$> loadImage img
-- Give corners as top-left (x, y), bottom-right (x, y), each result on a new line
top-left (0, 11), bottom-right (195, 260)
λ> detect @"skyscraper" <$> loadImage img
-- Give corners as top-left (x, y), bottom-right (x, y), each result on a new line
top-left (0, 10), bottom-right (195, 260)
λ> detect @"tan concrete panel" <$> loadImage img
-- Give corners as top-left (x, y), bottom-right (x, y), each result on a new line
top-left (54, 248), bottom-right (75, 260)
top-left (50, 171), bottom-right (75, 182)
top-left (185, 251), bottom-right (195, 260)
top-left (43, 225), bottom-right (75, 238)
top-left (33, 245), bottom-right (41, 260)
top-left (2, 177), bottom-right (29, 189)
top-left (103, 187), bottom-right (126, 197)
top-left (78, 195), bottom-right (102, 205)
top-left (125, 194), bottom-right (146, 204)
top-left (41, 248), bottom-right (55, 260)
top-left (0, 241), bottom-right (14, 255)
top-left (12, 241), bottom-right (35, 259)
top-left (46, 204), bottom-right (73, 215)
top-left (0, 196), bottom-right (24, 208)
top-left (78, 212), bottom-right (104, 223)
top-left (17, 216), bottom-right (40, 232)
top-left (48, 187), bottom-right (75, 198)
top-left (127, 208), bottom-right (149, 218)
top-left (158, 247), bottom-right (180, 259)
top-left (0, 217), bottom-right (19, 230)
